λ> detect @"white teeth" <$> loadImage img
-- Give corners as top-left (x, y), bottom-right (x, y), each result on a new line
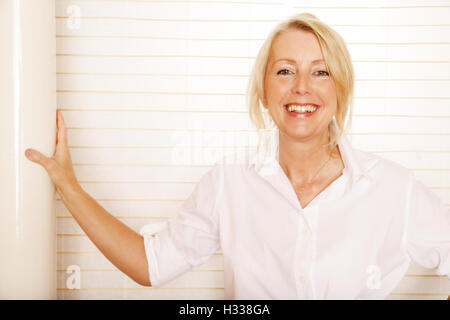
top-left (287, 105), bottom-right (318, 113)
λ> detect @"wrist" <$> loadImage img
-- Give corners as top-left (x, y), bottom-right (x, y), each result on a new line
top-left (58, 180), bottom-right (83, 199)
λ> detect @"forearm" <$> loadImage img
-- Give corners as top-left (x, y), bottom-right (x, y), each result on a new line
top-left (58, 183), bottom-right (151, 286)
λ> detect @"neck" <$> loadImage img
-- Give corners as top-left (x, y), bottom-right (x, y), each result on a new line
top-left (277, 129), bottom-right (336, 184)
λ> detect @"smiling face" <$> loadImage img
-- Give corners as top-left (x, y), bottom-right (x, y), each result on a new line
top-left (263, 29), bottom-right (338, 143)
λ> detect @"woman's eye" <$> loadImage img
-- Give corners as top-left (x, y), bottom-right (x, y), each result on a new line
top-left (315, 70), bottom-right (329, 77)
top-left (277, 69), bottom-right (292, 76)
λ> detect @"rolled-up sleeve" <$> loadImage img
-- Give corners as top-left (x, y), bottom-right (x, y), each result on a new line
top-left (139, 165), bottom-right (222, 287)
top-left (405, 174), bottom-right (450, 278)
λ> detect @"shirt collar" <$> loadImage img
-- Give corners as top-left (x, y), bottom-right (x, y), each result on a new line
top-left (247, 127), bottom-right (373, 184)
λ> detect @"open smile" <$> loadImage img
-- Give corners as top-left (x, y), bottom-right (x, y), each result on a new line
top-left (284, 103), bottom-right (320, 118)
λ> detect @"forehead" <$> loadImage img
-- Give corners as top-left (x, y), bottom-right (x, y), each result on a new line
top-left (268, 29), bottom-right (324, 64)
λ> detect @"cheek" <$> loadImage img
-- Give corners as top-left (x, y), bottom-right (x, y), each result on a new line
top-left (266, 81), bottom-right (290, 104)
top-left (315, 82), bottom-right (337, 104)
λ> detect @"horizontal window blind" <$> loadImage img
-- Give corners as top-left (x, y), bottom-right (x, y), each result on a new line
top-left (56, 0), bottom-right (450, 299)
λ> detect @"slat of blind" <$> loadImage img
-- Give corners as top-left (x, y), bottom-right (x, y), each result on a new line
top-left (56, 181), bottom-right (450, 204)
top-left (57, 91), bottom-right (248, 111)
top-left (57, 250), bottom-right (223, 270)
top-left (287, 0), bottom-right (450, 7)
top-left (55, 1), bottom-right (450, 25)
top-left (56, 110), bottom-right (450, 132)
top-left (56, 0), bottom-right (285, 20)
top-left (57, 268), bottom-right (224, 289)
top-left (354, 99), bottom-right (450, 117)
top-left (293, 8), bottom-right (450, 25)
top-left (74, 181), bottom-right (196, 199)
top-left (54, 12), bottom-right (450, 39)
top-left (352, 117), bottom-right (450, 134)
top-left (56, 199), bottom-right (184, 218)
top-left (351, 135), bottom-right (450, 151)
top-left (58, 216), bottom-right (167, 234)
top-left (56, 37), bottom-right (450, 61)
top-left (72, 163), bottom-right (212, 181)
top-left (57, 288), bottom-right (224, 300)
top-left (55, 98), bottom-right (450, 116)
top-left (66, 129), bottom-right (256, 147)
top-left (66, 148), bottom-right (450, 170)
top-left (56, 56), bottom-right (449, 77)
top-left (57, 74), bottom-right (450, 97)
top-left (70, 148), bottom-right (251, 171)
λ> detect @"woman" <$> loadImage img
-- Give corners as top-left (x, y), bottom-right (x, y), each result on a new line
top-left (25, 13), bottom-right (450, 299)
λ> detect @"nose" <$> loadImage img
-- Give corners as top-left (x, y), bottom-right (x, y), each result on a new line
top-left (292, 73), bottom-right (312, 95)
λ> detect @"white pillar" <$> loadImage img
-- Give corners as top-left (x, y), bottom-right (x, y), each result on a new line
top-left (0, 0), bottom-right (57, 299)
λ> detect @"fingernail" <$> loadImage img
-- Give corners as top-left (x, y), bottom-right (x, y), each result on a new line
top-left (25, 150), bottom-right (32, 158)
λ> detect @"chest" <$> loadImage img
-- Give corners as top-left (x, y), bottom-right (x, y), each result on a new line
top-left (221, 192), bottom-right (405, 299)
top-left (292, 159), bottom-right (345, 209)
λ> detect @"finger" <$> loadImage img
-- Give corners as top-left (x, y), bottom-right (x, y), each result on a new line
top-left (25, 148), bottom-right (53, 170)
top-left (56, 110), bottom-right (68, 146)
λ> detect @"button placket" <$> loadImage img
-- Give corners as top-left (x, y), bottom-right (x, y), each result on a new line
top-left (295, 213), bottom-right (314, 298)
top-left (298, 205), bottom-right (320, 298)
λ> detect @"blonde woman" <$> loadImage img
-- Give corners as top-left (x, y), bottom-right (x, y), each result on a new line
top-left (25, 13), bottom-right (450, 299)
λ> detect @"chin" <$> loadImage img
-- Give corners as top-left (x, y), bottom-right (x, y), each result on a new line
top-left (281, 128), bottom-right (314, 139)
top-left (282, 124), bottom-right (330, 141)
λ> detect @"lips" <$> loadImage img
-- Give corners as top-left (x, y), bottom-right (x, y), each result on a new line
top-left (283, 103), bottom-right (320, 118)
top-left (284, 103), bottom-right (320, 110)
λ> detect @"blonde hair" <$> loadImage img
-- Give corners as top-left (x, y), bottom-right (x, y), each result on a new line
top-left (247, 13), bottom-right (354, 155)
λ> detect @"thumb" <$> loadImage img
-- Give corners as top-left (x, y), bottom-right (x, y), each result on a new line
top-left (25, 148), bottom-right (53, 169)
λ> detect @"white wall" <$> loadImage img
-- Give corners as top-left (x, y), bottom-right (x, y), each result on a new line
top-left (55, 0), bottom-right (450, 299)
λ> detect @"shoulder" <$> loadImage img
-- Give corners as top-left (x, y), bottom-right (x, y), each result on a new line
top-left (212, 148), bottom-right (256, 174)
top-left (352, 147), bottom-right (412, 184)
top-left (198, 149), bottom-right (252, 184)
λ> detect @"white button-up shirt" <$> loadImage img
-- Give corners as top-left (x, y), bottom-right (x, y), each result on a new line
top-left (139, 128), bottom-right (450, 299)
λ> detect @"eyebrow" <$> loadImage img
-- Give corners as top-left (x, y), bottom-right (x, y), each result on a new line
top-left (272, 58), bottom-right (326, 66)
